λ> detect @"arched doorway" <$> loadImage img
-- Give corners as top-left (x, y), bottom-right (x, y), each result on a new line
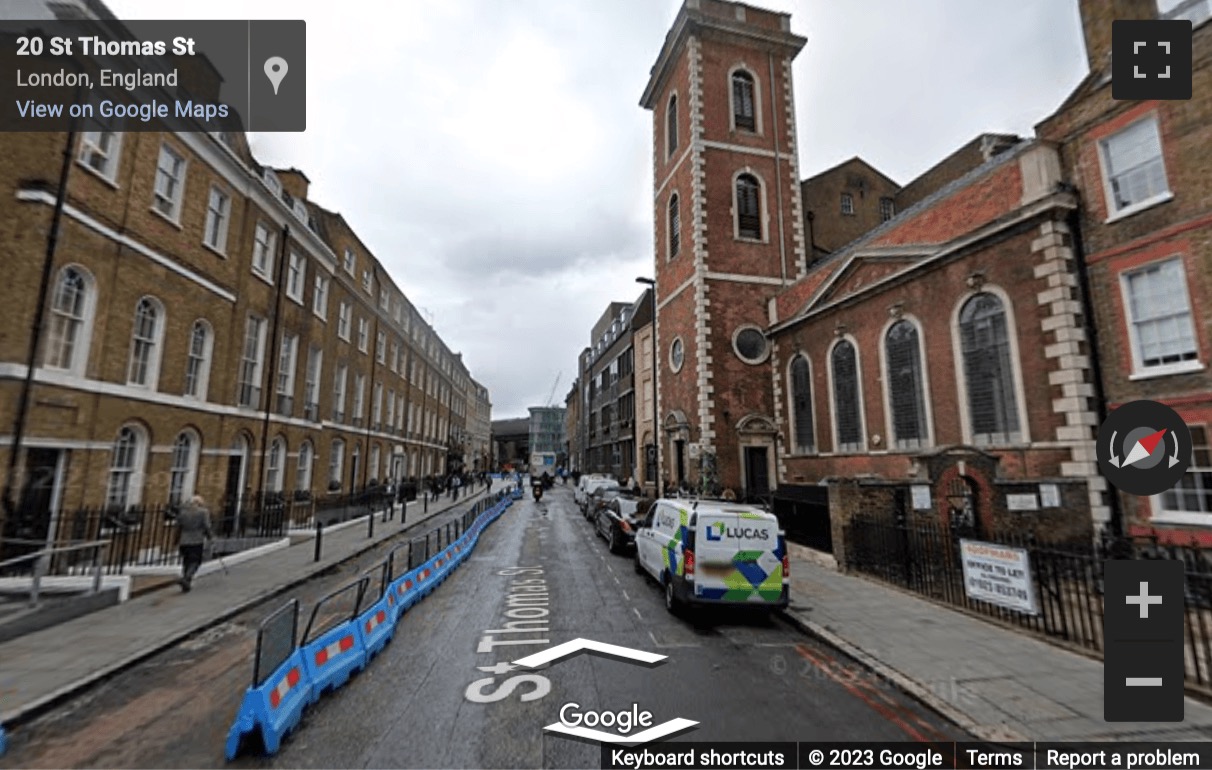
top-left (946, 475), bottom-right (981, 538)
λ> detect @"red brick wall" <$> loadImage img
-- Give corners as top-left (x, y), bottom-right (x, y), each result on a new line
top-left (869, 161), bottom-right (1024, 248)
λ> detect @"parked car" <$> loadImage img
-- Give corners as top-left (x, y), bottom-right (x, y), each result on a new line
top-left (595, 496), bottom-right (646, 553)
top-left (634, 499), bottom-right (789, 615)
top-left (585, 485), bottom-right (622, 520)
top-left (578, 477), bottom-right (619, 515)
top-left (574, 474), bottom-right (614, 511)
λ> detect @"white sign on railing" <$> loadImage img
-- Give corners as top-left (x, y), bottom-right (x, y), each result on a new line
top-left (959, 539), bottom-right (1039, 615)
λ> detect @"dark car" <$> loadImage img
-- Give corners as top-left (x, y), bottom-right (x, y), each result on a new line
top-left (595, 496), bottom-right (647, 553)
top-left (585, 486), bottom-right (622, 520)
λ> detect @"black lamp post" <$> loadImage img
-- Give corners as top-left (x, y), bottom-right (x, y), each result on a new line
top-left (635, 277), bottom-right (659, 497)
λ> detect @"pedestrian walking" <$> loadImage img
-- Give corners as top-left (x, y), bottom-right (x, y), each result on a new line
top-left (176, 494), bottom-right (214, 592)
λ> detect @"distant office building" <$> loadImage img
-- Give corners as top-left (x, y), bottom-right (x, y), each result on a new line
top-left (528, 407), bottom-right (567, 464)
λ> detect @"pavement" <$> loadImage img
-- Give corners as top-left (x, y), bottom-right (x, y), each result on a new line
top-left (782, 542), bottom-right (1212, 743)
top-left (0, 484), bottom-right (496, 727)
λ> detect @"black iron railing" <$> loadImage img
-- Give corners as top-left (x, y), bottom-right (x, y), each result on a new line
top-left (843, 514), bottom-right (1212, 692)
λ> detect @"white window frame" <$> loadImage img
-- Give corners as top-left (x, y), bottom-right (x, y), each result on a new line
top-left (203, 185), bottom-right (231, 254)
top-left (1097, 114), bottom-right (1173, 222)
top-left (296, 441), bottom-right (314, 491)
top-left (727, 64), bottom-right (763, 135)
top-left (950, 286), bottom-right (1031, 446)
top-left (43, 264), bottom-right (97, 375)
top-left (333, 363), bottom-right (348, 421)
top-left (78, 129), bottom-right (123, 182)
top-left (152, 142), bottom-right (187, 223)
top-left (731, 167), bottom-right (769, 243)
top-left (376, 331), bottom-right (387, 365)
top-left (786, 353), bottom-right (817, 455)
top-left (358, 317), bottom-right (369, 353)
top-left (379, 287), bottom-right (390, 311)
top-left (372, 381), bottom-right (383, 426)
top-left (827, 335), bottom-right (867, 454)
top-left (362, 269), bottom-right (373, 294)
top-left (251, 221), bottom-right (277, 281)
top-left (338, 302), bottom-right (352, 341)
top-left (344, 248), bottom-right (356, 275)
top-left (183, 319), bottom-right (214, 400)
top-left (106, 424), bottom-right (147, 510)
top-left (841, 193), bottom-right (854, 216)
top-left (286, 251), bottom-right (306, 304)
top-left (126, 296), bottom-right (165, 389)
top-left (353, 373), bottom-right (366, 420)
top-left (879, 315), bottom-right (935, 451)
top-left (168, 429), bottom-right (199, 505)
top-left (276, 333), bottom-right (299, 401)
top-left (329, 439), bottom-right (345, 486)
top-left (665, 90), bottom-right (679, 162)
top-left (1120, 256), bottom-right (1204, 379)
top-left (304, 346), bottom-right (323, 416)
top-left (237, 315), bottom-right (268, 408)
top-left (265, 437), bottom-right (286, 493)
top-left (1148, 423), bottom-right (1212, 525)
top-left (313, 273), bottom-right (330, 320)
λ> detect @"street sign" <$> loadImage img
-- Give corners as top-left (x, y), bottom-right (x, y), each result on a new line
top-left (959, 539), bottom-right (1039, 615)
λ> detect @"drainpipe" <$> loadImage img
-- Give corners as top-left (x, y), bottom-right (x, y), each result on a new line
top-left (3, 86), bottom-right (82, 520)
top-left (257, 223), bottom-right (291, 511)
top-left (1065, 188), bottom-right (1123, 539)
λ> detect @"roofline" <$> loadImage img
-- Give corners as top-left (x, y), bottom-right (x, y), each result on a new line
top-left (801, 155), bottom-right (900, 189)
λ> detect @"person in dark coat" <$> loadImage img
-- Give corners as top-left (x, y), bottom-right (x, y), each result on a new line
top-left (176, 494), bottom-right (214, 592)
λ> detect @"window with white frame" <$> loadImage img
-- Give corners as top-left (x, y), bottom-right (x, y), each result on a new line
top-left (880, 197), bottom-right (895, 222)
top-left (286, 252), bottom-right (306, 302)
top-left (203, 186), bottom-right (231, 252)
top-left (379, 287), bottom-right (390, 311)
top-left (353, 372), bottom-right (366, 419)
top-left (43, 266), bottom-right (93, 372)
top-left (358, 317), bottom-right (369, 352)
top-left (376, 331), bottom-right (387, 364)
top-left (79, 130), bottom-right (122, 181)
top-left (369, 444), bottom-right (381, 483)
top-left (390, 342), bottom-right (399, 373)
top-left (313, 274), bottom-right (329, 319)
top-left (329, 439), bottom-right (345, 486)
top-left (251, 221), bottom-right (276, 278)
top-left (732, 70), bottom-right (756, 131)
top-left (831, 340), bottom-right (864, 452)
top-left (666, 93), bottom-right (678, 158)
top-left (296, 441), bottom-right (314, 491)
top-left (736, 174), bottom-right (762, 240)
top-left (266, 437), bottom-right (285, 492)
top-left (1100, 116), bottom-right (1170, 216)
top-left (338, 301), bottom-right (351, 341)
top-left (304, 347), bottom-right (323, 416)
top-left (789, 355), bottom-right (815, 454)
top-left (333, 363), bottom-right (347, 421)
top-left (152, 143), bottom-right (186, 220)
top-left (372, 381), bottom-right (383, 426)
top-left (344, 248), bottom-right (356, 275)
top-left (184, 320), bottom-right (212, 399)
top-left (386, 388), bottom-right (395, 427)
top-left (127, 297), bottom-right (163, 388)
top-left (959, 293), bottom-right (1022, 445)
top-left (841, 193), bottom-right (854, 216)
top-left (276, 333), bottom-right (299, 410)
top-left (168, 431), bottom-right (198, 506)
top-left (1158, 425), bottom-right (1212, 518)
top-left (1123, 257), bottom-right (1200, 374)
top-left (362, 269), bottom-right (373, 294)
top-left (668, 193), bottom-right (680, 259)
top-left (237, 316), bottom-right (267, 408)
top-left (885, 320), bottom-right (929, 449)
top-left (105, 426), bottom-right (145, 510)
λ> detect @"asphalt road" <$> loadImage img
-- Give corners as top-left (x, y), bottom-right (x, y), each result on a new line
top-left (3, 488), bottom-right (969, 769)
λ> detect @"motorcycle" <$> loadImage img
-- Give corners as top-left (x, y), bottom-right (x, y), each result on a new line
top-left (532, 483), bottom-right (544, 502)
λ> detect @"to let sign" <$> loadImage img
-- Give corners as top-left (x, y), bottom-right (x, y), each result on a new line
top-left (959, 539), bottom-right (1039, 615)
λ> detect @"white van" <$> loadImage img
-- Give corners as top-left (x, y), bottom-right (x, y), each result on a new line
top-left (575, 475), bottom-right (616, 513)
top-left (634, 499), bottom-right (789, 613)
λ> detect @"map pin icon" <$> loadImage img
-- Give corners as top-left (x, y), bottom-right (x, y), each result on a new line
top-left (264, 57), bottom-right (288, 95)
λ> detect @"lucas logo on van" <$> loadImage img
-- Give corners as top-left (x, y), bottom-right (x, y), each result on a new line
top-left (704, 521), bottom-right (770, 541)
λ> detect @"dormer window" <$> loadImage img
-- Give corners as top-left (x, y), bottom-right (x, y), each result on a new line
top-left (293, 200), bottom-right (307, 221)
top-left (263, 169), bottom-right (281, 195)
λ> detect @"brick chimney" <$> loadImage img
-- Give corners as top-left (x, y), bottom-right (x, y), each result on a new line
top-left (272, 167), bottom-right (310, 202)
top-left (1078, 0), bottom-right (1158, 73)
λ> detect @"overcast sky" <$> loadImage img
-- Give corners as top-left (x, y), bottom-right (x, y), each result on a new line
top-left (103, 0), bottom-right (1095, 420)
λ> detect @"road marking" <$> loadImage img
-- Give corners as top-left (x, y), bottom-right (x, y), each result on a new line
top-left (512, 638), bottom-right (666, 668)
top-left (648, 631), bottom-right (701, 649)
top-left (606, 564), bottom-right (614, 573)
top-left (633, 608), bottom-right (643, 620)
top-left (621, 590), bottom-right (630, 600)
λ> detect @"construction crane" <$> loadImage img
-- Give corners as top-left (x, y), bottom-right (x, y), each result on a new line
top-left (546, 372), bottom-right (561, 407)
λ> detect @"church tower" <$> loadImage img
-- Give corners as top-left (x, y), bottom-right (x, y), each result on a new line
top-left (641, 0), bottom-right (807, 496)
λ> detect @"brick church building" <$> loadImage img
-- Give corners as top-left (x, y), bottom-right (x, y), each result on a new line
top-left (641, 0), bottom-right (1211, 549)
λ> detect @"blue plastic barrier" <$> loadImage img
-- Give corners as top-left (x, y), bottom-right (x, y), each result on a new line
top-left (225, 649), bottom-right (312, 759)
top-left (302, 621), bottom-right (366, 699)
top-left (357, 561), bottom-right (394, 659)
top-left (225, 600), bottom-right (311, 760)
top-left (1, 723), bottom-right (6, 756)
top-left (228, 494), bottom-right (515, 760)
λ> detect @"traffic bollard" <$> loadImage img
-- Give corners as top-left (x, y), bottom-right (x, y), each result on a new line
top-left (424, 494), bottom-right (428, 514)
top-left (314, 520), bottom-right (323, 562)
top-left (368, 508), bottom-right (375, 539)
